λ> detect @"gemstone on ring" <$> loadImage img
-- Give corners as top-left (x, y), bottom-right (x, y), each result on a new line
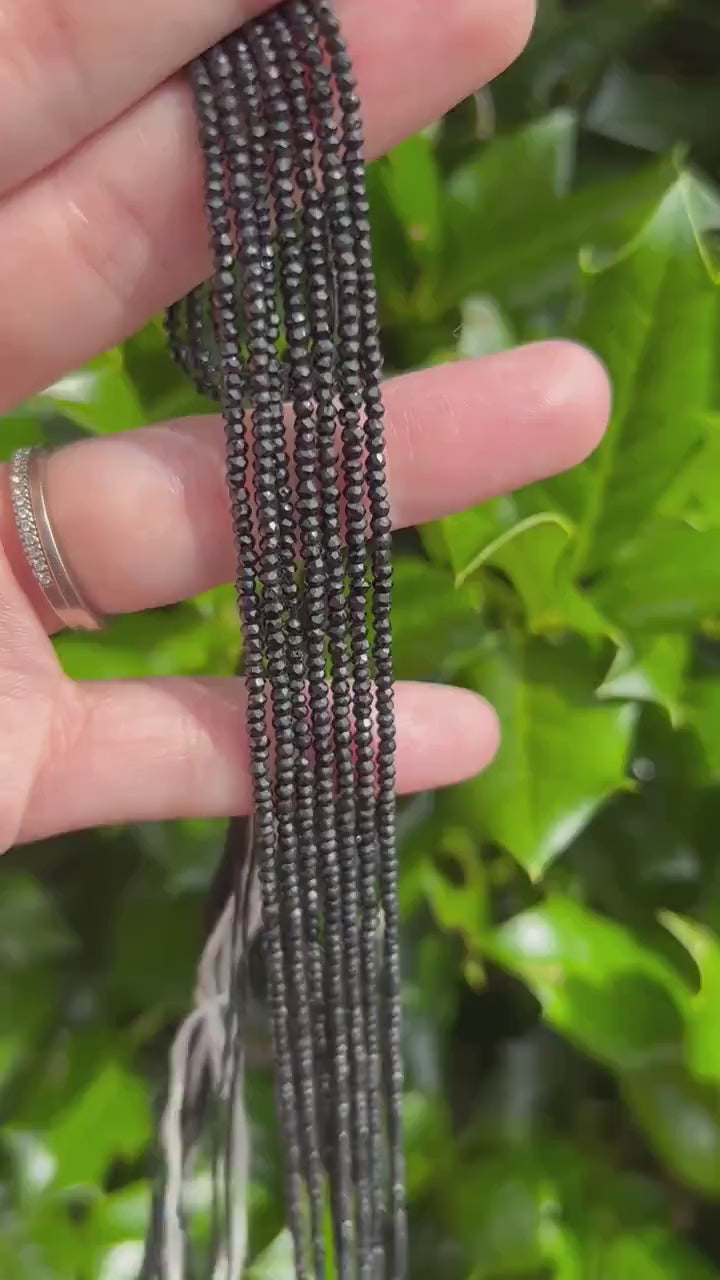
top-left (7, 445), bottom-right (102, 632)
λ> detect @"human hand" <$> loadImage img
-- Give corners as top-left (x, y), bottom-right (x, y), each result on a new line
top-left (0, 0), bottom-right (609, 849)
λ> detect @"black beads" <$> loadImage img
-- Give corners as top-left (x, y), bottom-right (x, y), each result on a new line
top-left (162, 4), bottom-right (405, 1277)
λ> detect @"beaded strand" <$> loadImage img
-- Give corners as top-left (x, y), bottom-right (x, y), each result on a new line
top-left (157, 4), bottom-right (407, 1276)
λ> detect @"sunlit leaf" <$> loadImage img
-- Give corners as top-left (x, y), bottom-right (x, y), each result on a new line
top-left (588, 1229), bottom-right (720, 1280)
top-left (247, 1230), bottom-right (295, 1279)
top-left (569, 175), bottom-right (720, 573)
top-left (686, 678), bottom-right (720, 780)
top-left (662, 913), bottom-right (720, 1082)
top-left (486, 898), bottom-right (689, 1071)
top-left (46, 1063), bottom-right (151, 1190)
top-left (382, 133), bottom-right (443, 265)
top-left (461, 515), bottom-right (611, 638)
top-left (455, 635), bottom-right (636, 877)
top-left (456, 295), bottom-right (516, 359)
top-left (39, 352), bottom-right (145, 435)
top-left (441, 110), bottom-right (675, 309)
top-left (0, 412), bottom-right (46, 458)
top-left (598, 636), bottom-right (689, 722)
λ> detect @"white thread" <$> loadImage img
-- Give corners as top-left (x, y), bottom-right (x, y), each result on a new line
top-left (158, 860), bottom-right (263, 1279)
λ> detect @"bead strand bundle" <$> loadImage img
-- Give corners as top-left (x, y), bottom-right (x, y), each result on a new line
top-left (149, 3), bottom-right (406, 1276)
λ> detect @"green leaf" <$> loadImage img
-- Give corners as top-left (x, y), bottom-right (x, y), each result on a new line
top-left (0, 411), bottom-right (46, 458)
top-left (391, 557), bottom-right (482, 681)
top-left (122, 318), bottom-right (215, 422)
top-left (686, 678), bottom-right (720, 780)
top-left (109, 874), bottom-right (199, 1014)
top-left (624, 1067), bottom-right (720, 1197)
top-left (419, 827), bottom-right (488, 985)
top-left (441, 109), bottom-right (676, 309)
top-left (54, 603), bottom-right (237, 681)
top-left (570, 175), bottom-right (720, 573)
top-left (455, 635), bottom-right (636, 877)
top-left (448, 108), bottom-right (576, 220)
top-left (442, 110), bottom-right (576, 304)
top-left (593, 522), bottom-right (720, 630)
top-left (597, 636), bottom-right (689, 723)
top-left (92, 1181), bottom-right (152, 1244)
top-left (455, 513), bottom-right (573, 588)
top-left (403, 1092), bottom-right (453, 1201)
top-left (46, 1063), bottom-right (151, 1190)
top-left (422, 497), bottom-right (517, 578)
top-left (662, 913), bottom-right (720, 1082)
top-left (587, 64), bottom-right (720, 156)
top-left (366, 160), bottom-right (419, 321)
top-left (247, 1231), bottom-right (295, 1279)
top-left (37, 351), bottom-right (145, 434)
top-left (134, 818), bottom-right (227, 895)
top-left (382, 133), bottom-right (443, 264)
top-left (662, 415), bottom-right (720, 525)
top-left (443, 1151), bottom-right (560, 1277)
top-left (456, 296), bottom-right (516, 360)
top-left (0, 875), bottom-right (75, 971)
top-left (494, 0), bottom-right (659, 121)
top-left (462, 515), bottom-right (612, 638)
top-left (485, 898), bottom-right (689, 1071)
top-left (588, 1229), bottom-right (720, 1280)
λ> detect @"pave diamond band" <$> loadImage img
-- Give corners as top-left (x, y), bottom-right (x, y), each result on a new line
top-left (9, 447), bottom-right (101, 632)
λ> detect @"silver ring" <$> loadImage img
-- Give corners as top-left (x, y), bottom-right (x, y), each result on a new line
top-left (9, 446), bottom-right (102, 632)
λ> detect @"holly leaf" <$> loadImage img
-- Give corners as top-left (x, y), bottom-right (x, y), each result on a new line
top-left (662, 913), bottom-right (720, 1082)
top-left (485, 897), bottom-right (689, 1071)
top-left (569, 174), bottom-right (720, 573)
top-left (441, 109), bottom-right (676, 309)
top-left (594, 522), bottom-right (720, 631)
top-left (597, 636), bottom-right (689, 723)
top-left (455, 635), bottom-right (636, 877)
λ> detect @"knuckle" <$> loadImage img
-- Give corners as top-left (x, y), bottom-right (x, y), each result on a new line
top-left (57, 163), bottom-right (155, 314)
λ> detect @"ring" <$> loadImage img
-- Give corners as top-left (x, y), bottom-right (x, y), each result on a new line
top-left (9, 446), bottom-right (102, 632)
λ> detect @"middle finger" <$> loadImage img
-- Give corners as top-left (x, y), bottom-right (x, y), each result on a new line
top-left (0, 343), bottom-right (609, 628)
top-left (1, 0), bottom-right (533, 196)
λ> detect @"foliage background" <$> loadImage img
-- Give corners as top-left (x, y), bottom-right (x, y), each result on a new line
top-left (1, 0), bottom-right (720, 1274)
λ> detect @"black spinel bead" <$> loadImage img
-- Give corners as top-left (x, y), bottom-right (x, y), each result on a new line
top-left (163, 5), bottom-right (403, 1278)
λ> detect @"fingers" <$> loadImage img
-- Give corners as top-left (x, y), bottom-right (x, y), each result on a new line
top-left (15, 678), bottom-right (499, 846)
top-left (0, 0), bottom-right (536, 409)
top-left (0, 0), bottom-right (270, 194)
top-left (0, 343), bottom-right (610, 626)
top-left (2, 0), bottom-right (534, 195)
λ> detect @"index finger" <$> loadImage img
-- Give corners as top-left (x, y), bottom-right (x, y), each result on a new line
top-left (0, 0), bottom-right (268, 194)
top-left (0, 0), bottom-right (536, 410)
top-left (1, 0), bottom-right (535, 198)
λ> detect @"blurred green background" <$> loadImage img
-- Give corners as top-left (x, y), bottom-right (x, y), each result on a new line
top-left (2, 0), bottom-right (720, 1275)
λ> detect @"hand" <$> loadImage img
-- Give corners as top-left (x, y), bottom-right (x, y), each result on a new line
top-left (0, 0), bottom-right (609, 850)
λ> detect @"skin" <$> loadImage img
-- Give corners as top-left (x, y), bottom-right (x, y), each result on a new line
top-left (0, 0), bottom-right (611, 851)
